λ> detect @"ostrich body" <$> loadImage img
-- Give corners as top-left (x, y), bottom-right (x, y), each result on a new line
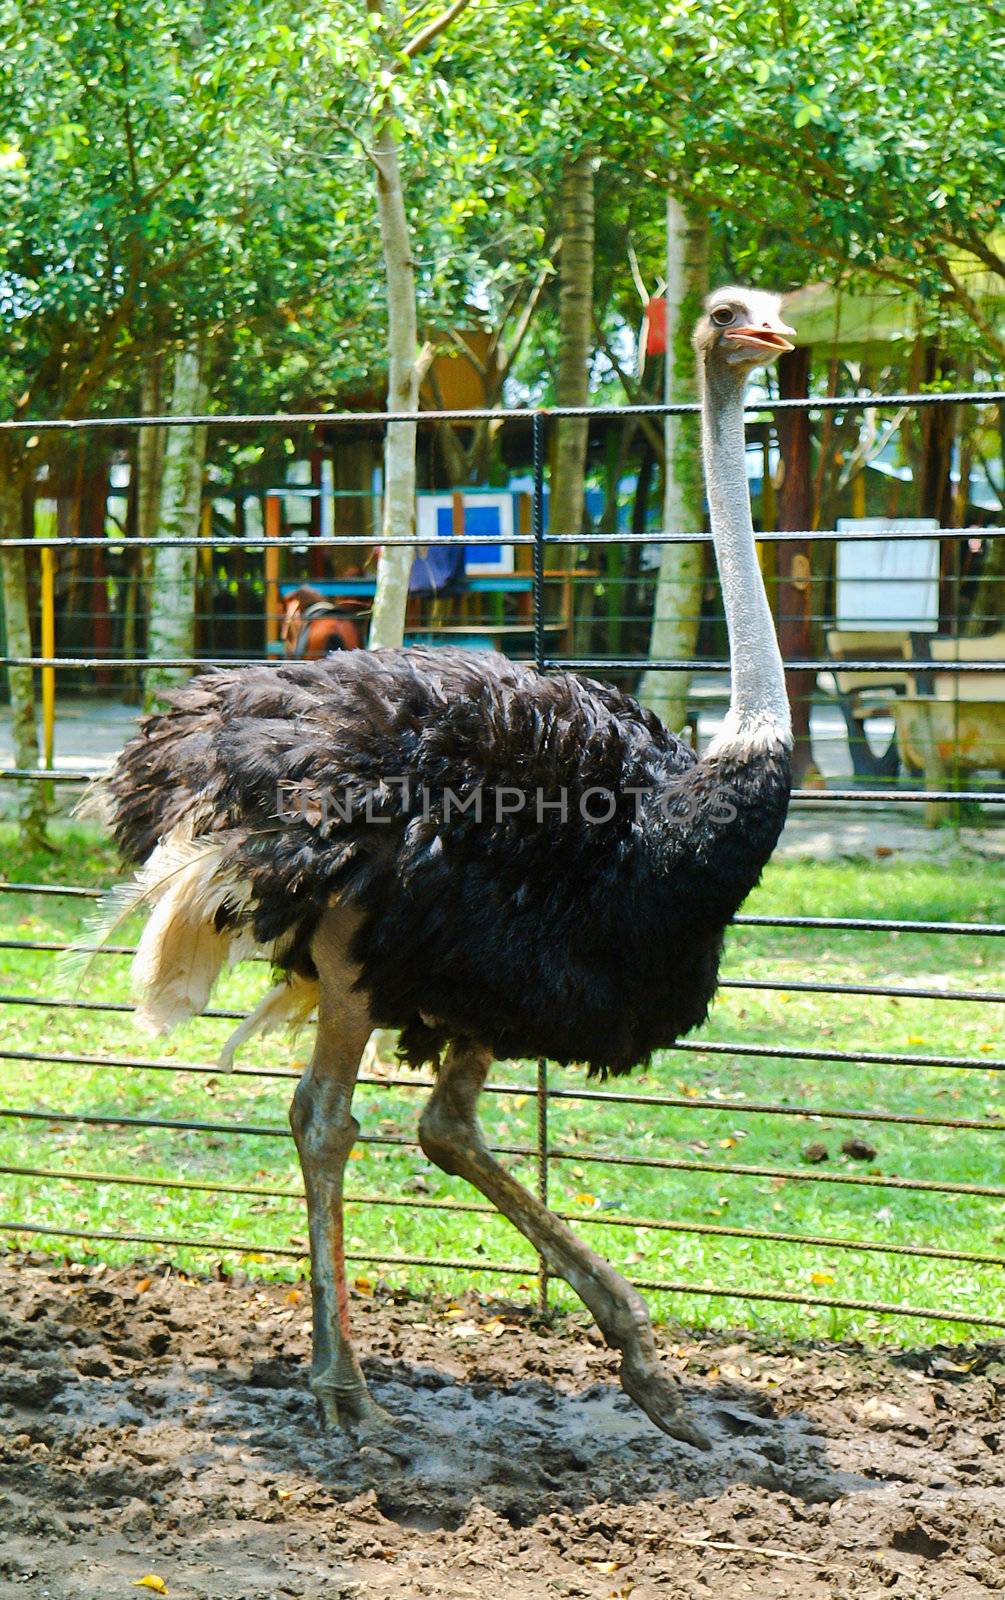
top-left (93, 290), bottom-right (795, 1450)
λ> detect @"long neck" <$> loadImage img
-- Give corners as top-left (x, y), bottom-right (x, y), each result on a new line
top-left (701, 358), bottom-right (792, 756)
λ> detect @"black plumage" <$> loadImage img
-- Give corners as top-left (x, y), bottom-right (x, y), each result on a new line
top-left (103, 646), bottom-right (790, 1077)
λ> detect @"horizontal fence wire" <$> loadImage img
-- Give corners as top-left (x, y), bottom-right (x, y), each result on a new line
top-left (5, 969), bottom-right (1005, 1006)
top-left (5, 1161), bottom-right (1004, 1266)
top-left (2, 1034), bottom-right (1004, 1078)
top-left (2, 523), bottom-right (1003, 549)
top-left (3, 770), bottom-right (1004, 805)
top-left (2, 385), bottom-right (1003, 429)
top-left (3, 1105), bottom-right (1005, 1201)
top-left (6, 659), bottom-right (1004, 680)
top-left (2, 389), bottom-right (1004, 1339)
top-left (0, 1221), bottom-right (1000, 1332)
top-left (5, 1041), bottom-right (1005, 1114)
top-left (2, 883), bottom-right (1003, 937)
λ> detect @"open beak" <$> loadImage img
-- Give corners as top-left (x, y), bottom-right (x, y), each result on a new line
top-left (724, 323), bottom-right (796, 355)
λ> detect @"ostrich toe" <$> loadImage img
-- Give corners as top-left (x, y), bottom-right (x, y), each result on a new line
top-left (314, 1380), bottom-right (399, 1442)
top-left (619, 1350), bottom-right (712, 1450)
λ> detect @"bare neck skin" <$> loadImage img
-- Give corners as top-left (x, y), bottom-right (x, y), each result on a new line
top-left (701, 357), bottom-right (792, 757)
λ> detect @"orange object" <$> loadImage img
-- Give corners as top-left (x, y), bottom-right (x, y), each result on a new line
top-left (644, 295), bottom-right (667, 355)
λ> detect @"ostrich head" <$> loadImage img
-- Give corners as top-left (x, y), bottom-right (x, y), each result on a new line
top-left (693, 287), bottom-right (796, 370)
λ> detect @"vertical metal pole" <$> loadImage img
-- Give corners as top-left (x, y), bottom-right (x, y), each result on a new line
top-left (952, 530), bottom-right (962, 824)
top-left (40, 546), bottom-right (56, 772)
top-left (533, 408), bottom-right (549, 1308)
top-left (532, 410), bottom-right (545, 673)
top-left (536, 1056), bottom-right (549, 1312)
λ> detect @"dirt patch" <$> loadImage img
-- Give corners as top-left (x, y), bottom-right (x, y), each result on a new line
top-left (0, 1252), bottom-right (1002, 1599)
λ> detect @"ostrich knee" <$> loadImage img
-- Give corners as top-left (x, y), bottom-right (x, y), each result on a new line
top-left (418, 1096), bottom-right (473, 1176)
top-left (290, 1073), bottom-right (359, 1173)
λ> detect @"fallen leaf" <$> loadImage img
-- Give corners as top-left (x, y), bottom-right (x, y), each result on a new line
top-left (584, 1560), bottom-right (620, 1573)
top-left (718, 1137), bottom-right (737, 1149)
top-left (353, 1276), bottom-right (374, 1296)
top-left (284, 1288), bottom-right (301, 1304)
top-left (448, 1319), bottom-right (482, 1339)
top-left (810, 1271), bottom-right (835, 1285)
top-left (572, 1192), bottom-right (598, 1207)
top-left (133, 1578), bottom-right (168, 1595)
top-left (135, 1277), bottom-right (152, 1294)
top-left (841, 1137), bottom-right (877, 1162)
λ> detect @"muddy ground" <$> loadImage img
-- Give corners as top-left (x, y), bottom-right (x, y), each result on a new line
top-left (0, 1253), bottom-right (1002, 1599)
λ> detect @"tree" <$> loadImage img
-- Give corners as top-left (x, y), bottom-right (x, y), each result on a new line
top-left (575, 0), bottom-right (1005, 359)
top-left (294, 0), bottom-right (483, 648)
top-left (144, 343), bottom-right (208, 704)
top-left (0, 0), bottom-right (373, 823)
top-left (0, 440), bottom-right (46, 846)
top-left (549, 152), bottom-right (596, 548)
top-left (639, 197), bottom-right (708, 731)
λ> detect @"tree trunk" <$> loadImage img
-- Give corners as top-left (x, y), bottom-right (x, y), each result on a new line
top-left (368, 114), bottom-right (420, 650)
top-left (775, 346), bottom-right (821, 787)
top-left (0, 441), bottom-right (48, 848)
top-left (122, 363), bottom-right (165, 701)
top-left (549, 152), bottom-right (595, 554)
top-left (639, 197), bottom-right (708, 731)
top-left (964, 400), bottom-right (1005, 637)
top-left (144, 343), bottom-right (207, 707)
top-left (965, 534), bottom-right (1005, 637)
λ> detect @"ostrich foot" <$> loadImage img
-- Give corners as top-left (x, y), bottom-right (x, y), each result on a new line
top-left (313, 1377), bottom-right (398, 1442)
top-left (619, 1348), bottom-right (712, 1451)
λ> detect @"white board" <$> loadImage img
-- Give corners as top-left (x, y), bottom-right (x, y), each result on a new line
top-left (835, 519), bottom-right (940, 631)
top-left (416, 492), bottom-right (515, 576)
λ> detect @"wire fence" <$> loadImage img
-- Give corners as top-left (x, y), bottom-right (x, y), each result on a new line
top-left (0, 390), bottom-right (1004, 1339)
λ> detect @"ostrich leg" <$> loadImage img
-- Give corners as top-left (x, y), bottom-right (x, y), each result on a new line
top-left (419, 1040), bottom-right (711, 1450)
top-left (289, 912), bottom-right (393, 1435)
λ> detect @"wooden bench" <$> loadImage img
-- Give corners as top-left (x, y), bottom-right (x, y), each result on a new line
top-left (825, 630), bottom-right (1005, 817)
top-left (824, 629), bottom-right (914, 779)
top-left (890, 632), bottom-right (1005, 822)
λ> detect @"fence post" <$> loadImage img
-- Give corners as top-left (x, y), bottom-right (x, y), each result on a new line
top-left (532, 410), bottom-right (545, 672)
top-left (536, 1056), bottom-right (550, 1312)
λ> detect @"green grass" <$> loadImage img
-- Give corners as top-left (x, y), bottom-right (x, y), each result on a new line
top-left (1, 820), bottom-right (1003, 1346)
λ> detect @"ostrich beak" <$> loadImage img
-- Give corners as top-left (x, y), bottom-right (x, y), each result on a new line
top-left (723, 322), bottom-right (796, 356)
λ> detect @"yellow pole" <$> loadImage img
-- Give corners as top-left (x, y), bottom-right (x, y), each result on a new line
top-left (198, 500), bottom-right (212, 654)
top-left (264, 493), bottom-right (281, 649)
top-left (40, 545), bottom-right (55, 770)
top-left (851, 469), bottom-right (867, 519)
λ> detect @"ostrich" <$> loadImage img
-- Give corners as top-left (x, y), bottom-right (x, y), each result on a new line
top-left (86, 288), bottom-right (795, 1453)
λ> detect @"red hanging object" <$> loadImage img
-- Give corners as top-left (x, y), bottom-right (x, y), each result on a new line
top-left (643, 295), bottom-right (668, 355)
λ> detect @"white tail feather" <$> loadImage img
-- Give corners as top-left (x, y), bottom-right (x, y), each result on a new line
top-left (132, 865), bottom-right (233, 1033)
top-left (62, 819), bottom-right (253, 1024)
top-left (217, 974), bottom-right (319, 1072)
top-left (61, 821), bottom-right (227, 987)
top-left (63, 816), bottom-right (319, 1069)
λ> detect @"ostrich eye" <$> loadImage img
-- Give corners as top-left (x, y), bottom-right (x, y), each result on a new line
top-left (710, 306), bottom-right (735, 327)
